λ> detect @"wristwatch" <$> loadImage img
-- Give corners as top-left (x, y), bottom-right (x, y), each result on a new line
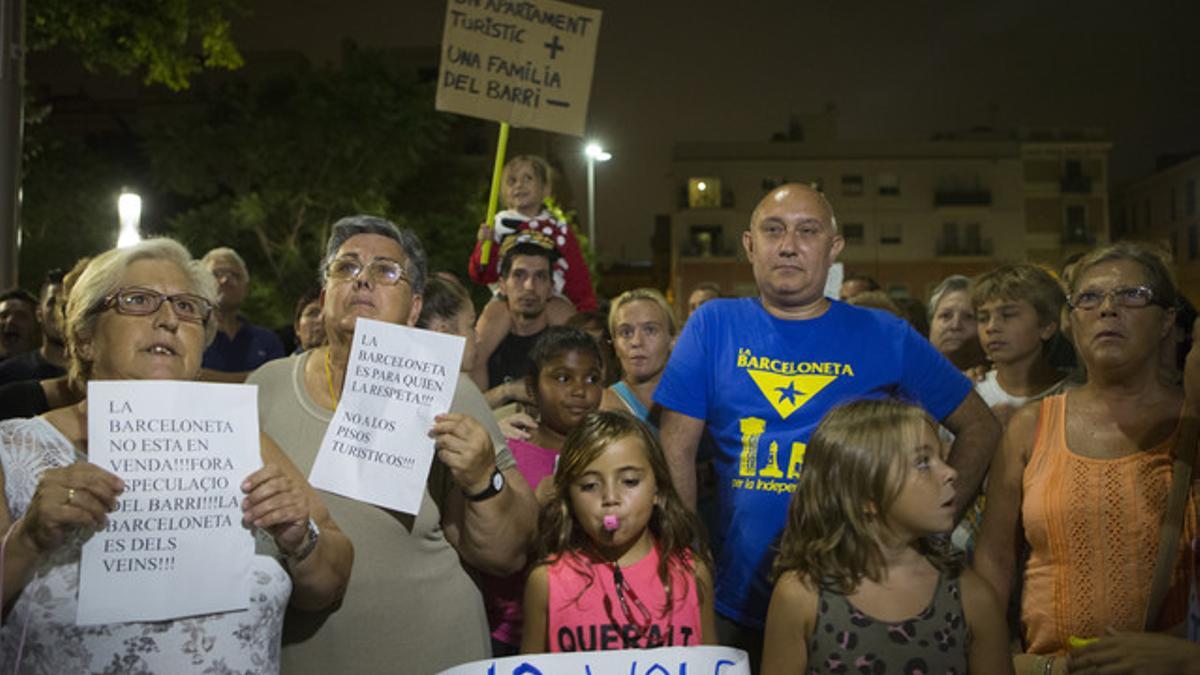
top-left (287, 518), bottom-right (320, 563)
top-left (464, 468), bottom-right (505, 502)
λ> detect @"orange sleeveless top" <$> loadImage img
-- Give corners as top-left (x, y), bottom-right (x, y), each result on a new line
top-left (1021, 394), bottom-right (1196, 654)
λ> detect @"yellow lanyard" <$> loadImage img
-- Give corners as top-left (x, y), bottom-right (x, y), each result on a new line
top-left (323, 348), bottom-right (340, 407)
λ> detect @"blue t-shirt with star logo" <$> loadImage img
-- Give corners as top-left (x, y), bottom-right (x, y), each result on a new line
top-left (654, 297), bottom-right (970, 628)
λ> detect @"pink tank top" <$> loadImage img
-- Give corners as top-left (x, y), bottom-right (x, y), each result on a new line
top-left (484, 439), bottom-right (559, 646)
top-left (546, 545), bottom-right (703, 652)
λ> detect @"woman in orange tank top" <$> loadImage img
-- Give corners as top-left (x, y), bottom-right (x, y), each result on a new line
top-left (975, 242), bottom-right (1197, 675)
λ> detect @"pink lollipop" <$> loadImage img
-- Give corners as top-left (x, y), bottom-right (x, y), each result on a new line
top-left (603, 514), bottom-right (620, 532)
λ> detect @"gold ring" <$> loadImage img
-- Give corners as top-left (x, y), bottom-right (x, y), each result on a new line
top-left (66, 488), bottom-right (76, 505)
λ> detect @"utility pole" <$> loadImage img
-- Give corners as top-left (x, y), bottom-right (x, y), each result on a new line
top-left (0, 0), bottom-right (23, 288)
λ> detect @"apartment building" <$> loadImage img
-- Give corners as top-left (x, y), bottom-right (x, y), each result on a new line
top-left (1110, 153), bottom-right (1200, 299)
top-left (668, 115), bottom-right (1111, 314)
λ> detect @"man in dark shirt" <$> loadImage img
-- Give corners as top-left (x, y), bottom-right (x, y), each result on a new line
top-left (0, 270), bottom-right (67, 385)
top-left (200, 247), bottom-right (285, 382)
top-left (0, 288), bottom-right (39, 362)
top-left (480, 233), bottom-right (558, 394)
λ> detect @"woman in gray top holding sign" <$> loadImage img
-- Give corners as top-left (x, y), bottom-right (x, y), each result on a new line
top-left (247, 215), bottom-right (538, 674)
top-left (0, 238), bottom-right (352, 673)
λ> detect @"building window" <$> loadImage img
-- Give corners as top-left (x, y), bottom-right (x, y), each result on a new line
top-left (941, 222), bottom-right (959, 253)
top-left (687, 178), bottom-right (722, 208)
top-left (1065, 205), bottom-right (1088, 243)
top-left (686, 225), bottom-right (725, 257)
top-left (964, 222), bottom-right (982, 252)
top-left (878, 173), bottom-right (900, 196)
top-left (1114, 206), bottom-right (1128, 239)
top-left (1189, 179), bottom-right (1197, 216)
top-left (842, 223), bottom-right (864, 245)
top-left (880, 223), bottom-right (902, 245)
top-left (841, 175), bottom-right (864, 196)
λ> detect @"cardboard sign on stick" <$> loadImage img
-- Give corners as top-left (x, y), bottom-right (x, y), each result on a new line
top-left (78, 381), bottom-right (261, 625)
top-left (436, 0), bottom-right (602, 136)
top-left (309, 319), bottom-right (464, 514)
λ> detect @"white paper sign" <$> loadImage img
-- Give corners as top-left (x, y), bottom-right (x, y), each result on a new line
top-left (825, 261), bottom-right (844, 300)
top-left (78, 381), bottom-right (261, 625)
top-left (438, 646), bottom-right (751, 675)
top-left (309, 318), bottom-right (464, 514)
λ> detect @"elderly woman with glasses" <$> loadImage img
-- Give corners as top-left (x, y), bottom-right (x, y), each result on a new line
top-left (975, 242), bottom-right (1197, 675)
top-left (247, 215), bottom-right (538, 674)
top-left (0, 238), bottom-right (352, 672)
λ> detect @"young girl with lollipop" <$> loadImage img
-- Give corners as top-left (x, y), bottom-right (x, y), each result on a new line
top-left (521, 410), bottom-right (716, 653)
top-left (761, 399), bottom-right (1011, 674)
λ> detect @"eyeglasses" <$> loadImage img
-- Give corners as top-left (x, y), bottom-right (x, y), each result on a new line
top-left (325, 256), bottom-right (409, 287)
top-left (102, 287), bottom-right (213, 324)
top-left (1069, 286), bottom-right (1162, 311)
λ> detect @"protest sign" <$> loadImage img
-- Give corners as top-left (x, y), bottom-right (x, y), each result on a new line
top-left (78, 381), bottom-right (260, 625)
top-left (438, 646), bottom-right (751, 675)
top-left (309, 318), bottom-right (464, 514)
top-left (436, 0), bottom-right (602, 136)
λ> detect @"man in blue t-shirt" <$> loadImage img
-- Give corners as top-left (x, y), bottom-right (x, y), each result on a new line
top-left (655, 183), bottom-right (1001, 657)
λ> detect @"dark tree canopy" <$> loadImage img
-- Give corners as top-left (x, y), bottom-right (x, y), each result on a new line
top-left (142, 48), bottom-right (488, 326)
top-left (28, 0), bottom-right (247, 90)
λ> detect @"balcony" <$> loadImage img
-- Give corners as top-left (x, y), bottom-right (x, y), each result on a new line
top-left (936, 237), bottom-right (994, 257)
top-left (1060, 175), bottom-right (1092, 193)
top-left (934, 189), bottom-right (992, 207)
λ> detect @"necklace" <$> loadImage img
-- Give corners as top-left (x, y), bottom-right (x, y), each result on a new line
top-left (609, 561), bottom-right (656, 640)
top-left (323, 348), bottom-right (340, 407)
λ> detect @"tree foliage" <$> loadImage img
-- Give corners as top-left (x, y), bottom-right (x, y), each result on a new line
top-left (143, 48), bottom-right (488, 327)
top-left (19, 128), bottom-right (138, 287)
top-left (28, 0), bottom-right (247, 90)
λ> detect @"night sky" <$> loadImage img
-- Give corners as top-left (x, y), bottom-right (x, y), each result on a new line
top-left (237, 0), bottom-right (1200, 260)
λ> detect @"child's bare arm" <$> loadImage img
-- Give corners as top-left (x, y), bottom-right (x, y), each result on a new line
top-left (473, 298), bottom-right (511, 388)
top-left (761, 571), bottom-right (817, 675)
top-left (694, 559), bottom-right (718, 645)
top-left (961, 569), bottom-right (1016, 675)
top-left (546, 295), bottom-right (576, 326)
top-left (520, 564), bottom-right (550, 654)
top-left (974, 402), bottom-right (1038, 605)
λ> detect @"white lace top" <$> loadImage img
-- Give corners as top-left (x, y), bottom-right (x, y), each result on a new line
top-left (0, 417), bottom-right (292, 674)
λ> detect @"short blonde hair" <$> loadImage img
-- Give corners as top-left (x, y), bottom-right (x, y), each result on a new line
top-left (201, 247), bottom-right (249, 280)
top-left (66, 238), bottom-right (218, 386)
top-left (971, 263), bottom-right (1065, 327)
top-left (1070, 242), bottom-right (1178, 310)
top-left (846, 290), bottom-right (901, 316)
top-left (608, 288), bottom-right (678, 338)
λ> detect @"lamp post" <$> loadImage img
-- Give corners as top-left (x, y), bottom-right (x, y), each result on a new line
top-left (584, 142), bottom-right (611, 255)
top-left (117, 191), bottom-right (142, 248)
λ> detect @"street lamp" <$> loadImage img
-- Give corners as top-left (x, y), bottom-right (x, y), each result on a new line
top-left (117, 191), bottom-right (143, 248)
top-left (584, 142), bottom-right (611, 255)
